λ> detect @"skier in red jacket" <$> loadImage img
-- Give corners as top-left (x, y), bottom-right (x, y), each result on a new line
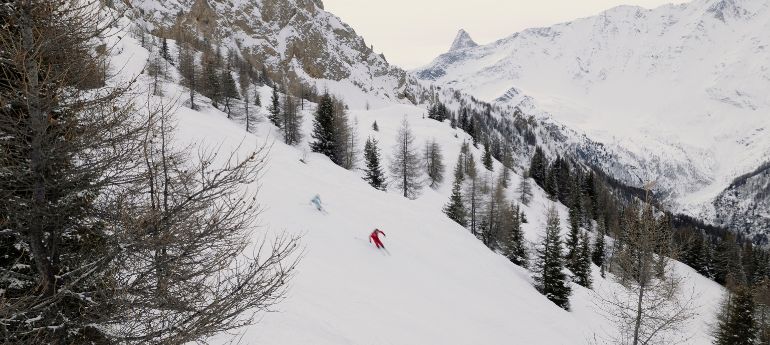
top-left (369, 229), bottom-right (386, 248)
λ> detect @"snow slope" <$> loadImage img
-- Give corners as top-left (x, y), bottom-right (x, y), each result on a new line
top-left (413, 0), bottom-right (770, 236)
top-left (106, 12), bottom-right (726, 345)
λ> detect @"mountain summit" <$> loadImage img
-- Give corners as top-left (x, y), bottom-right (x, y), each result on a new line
top-left (448, 29), bottom-right (478, 52)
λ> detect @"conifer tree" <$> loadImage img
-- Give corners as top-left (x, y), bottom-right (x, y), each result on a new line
top-left (501, 150), bottom-right (513, 188)
top-left (715, 232), bottom-right (746, 285)
top-left (572, 230), bottom-right (593, 288)
top-left (529, 146), bottom-right (547, 187)
top-left (281, 94), bottom-right (302, 145)
top-left (444, 154), bottom-right (467, 226)
top-left (534, 205), bottom-right (572, 310)
top-left (566, 197), bottom-right (582, 271)
top-left (221, 69), bottom-right (239, 118)
top-left (482, 141), bottom-right (494, 171)
top-left (161, 37), bottom-right (170, 61)
top-left (269, 85), bottom-right (281, 128)
top-left (362, 137), bottom-right (387, 191)
top-left (464, 157), bottom-right (481, 236)
top-left (254, 85), bottom-right (261, 106)
top-left (501, 202), bottom-right (527, 267)
top-left (592, 216), bottom-right (606, 270)
top-left (310, 92), bottom-right (338, 162)
top-left (517, 172), bottom-right (534, 206)
top-left (179, 46), bottom-right (198, 109)
top-left (713, 284), bottom-right (757, 345)
top-left (372, 120), bottom-right (379, 131)
top-left (755, 276), bottom-right (770, 344)
top-left (389, 117), bottom-right (424, 199)
top-left (205, 63), bottom-right (221, 108)
top-left (424, 138), bottom-right (445, 189)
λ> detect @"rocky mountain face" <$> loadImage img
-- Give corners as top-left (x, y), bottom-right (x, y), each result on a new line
top-left (127, 0), bottom-right (426, 102)
top-left (413, 0), bottom-right (770, 240)
top-left (448, 29), bottom-right (478, 52)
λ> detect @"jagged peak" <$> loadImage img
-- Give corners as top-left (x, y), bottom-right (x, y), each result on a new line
top-left (448, 29), bottom-right (478, 52)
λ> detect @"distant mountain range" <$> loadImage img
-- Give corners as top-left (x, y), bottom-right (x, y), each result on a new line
top-left (413, 0), bottom-right (770, 241)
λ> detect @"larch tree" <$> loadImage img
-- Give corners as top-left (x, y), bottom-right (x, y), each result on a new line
top-left (424, 138), bottom-right (445, 189)
top-left (464, 157), bottom-right (481, 237)
top-left (281, 93), bottom-right (302, 145)
top-left (593, 188), bottom-right (698, 345)
top-left (388, 117), bottom-right (423, 199)
top-left (220, 67), bottom-right (240, 119)
top-left (0, 0), bottom-right (142, 340)
top-left (517, 172), bottom-right (534, 206)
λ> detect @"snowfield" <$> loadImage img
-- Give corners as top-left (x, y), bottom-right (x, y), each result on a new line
top-left (106, 12), bottom-right (727, 345)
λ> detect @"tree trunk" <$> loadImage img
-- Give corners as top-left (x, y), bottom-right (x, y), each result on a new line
top-left (633, 282), bottom-right (645, 345)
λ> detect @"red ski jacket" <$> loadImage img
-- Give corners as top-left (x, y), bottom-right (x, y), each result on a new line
top-left (369, 230), bottom-right (385, 242)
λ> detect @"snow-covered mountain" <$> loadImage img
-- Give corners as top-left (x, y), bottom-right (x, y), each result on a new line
top-left (448, 29), bottom-right (478, 52)
top-left (413, 0), bottom-right (770, 240)
top-left (126, 0), bottom-right (432, 105)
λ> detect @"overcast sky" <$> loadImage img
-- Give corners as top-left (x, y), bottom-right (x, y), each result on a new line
top-left (322, 0), bottom-right (684, 70)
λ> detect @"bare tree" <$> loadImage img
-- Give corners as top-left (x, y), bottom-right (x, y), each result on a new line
top-left (105, 97), bottom-right (302, 344)
top-left (0, 0), bottom-right (142, 342)
top-left (591, 187), bottom-right (698, 345)
top-left (389, 117), bottom-right (423, 199)
top-left (424, 138), bottom-right (445, 189)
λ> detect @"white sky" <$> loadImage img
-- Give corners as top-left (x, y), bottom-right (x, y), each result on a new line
top-left (322, 0), bottom-right (685, 70)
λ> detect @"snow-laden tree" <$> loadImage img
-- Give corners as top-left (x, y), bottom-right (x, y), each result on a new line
top-left (389, 117), bottom-right (423, 199)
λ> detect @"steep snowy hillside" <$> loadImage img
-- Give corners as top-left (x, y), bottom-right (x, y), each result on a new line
top-left (106, 22), bottom-right (725, 344)
top-left (413, 0), bottom-right (770, 239)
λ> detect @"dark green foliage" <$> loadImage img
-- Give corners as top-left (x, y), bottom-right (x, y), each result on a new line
top-left (443, 156), bottom-right (467, 227)
top-left (713, 284), bottom-right (757, 345)
top-left (534, 206), bottom-right (572, 310)
top-left (714, 232), bottom-right (746, 285)
top-left (566, 196), bottom-right (582, 269)
top-left (592, 217), bottom-right (606, 270)
top-left (529, 146), bottom-right (547, 187)
top-left (205, 63), bottom-right (221, 107)
top-left (254, 87), bottom-right (261, 106)
top-left (572, 230), bottom-right (592, 288)
top-left (269, 85), bottom-right (281, 128)
top-left (310, 93), bottom-right (338, 163)
top-left (362, 137), bottom-right (387, 191)
top-left (372, 120), bottom-right (379, 131)
top-left (428, 101), bottom-right (448, 122)
top-left (161, 37), bottom-right (170, 61)
top-left (501, 202), bottom-right (528, 267)
top-left (482, 141), bottom-right (493, 171)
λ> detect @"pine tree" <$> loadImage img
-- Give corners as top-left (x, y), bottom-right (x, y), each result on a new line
top-left (529, 146), bottom-right (547, 187)
top-left (592, 216), bottom-right (606, 270)
top-left (424, 138), bottom-right (445, 189)
top-left (566, 196), bottom-right (582, 272)
top-left (501, 202), bottom-right (528, 267)
top-left (501, 150), bottom-right (513, 188)
top-left (482, 141), bottom-right (493, 171)
top-left (715, 232), bottom-right (746, 285)
top-left (269, 85), bottom-right (281, 128)
top-left (388, 117), bottom-right (424, 199)
top-left (572, 230), bottom-right (593, 288)
top-left (444, 155), bottom-right (467, 227)
top-left (362, 137), bottom-right (387, 191)
top-left (534, 205), bottom-right (572, 310)
top-left (713, 284), bottom-right (757, 345)
top-left (372, 120), bottom-right (379, 131)
top-left (179, 46), bottom-right (198, 109)
top-left (205, 63), bottom-right (221, 108)
top-left (310, 92), bottom-right (338, 162)
top-left (254, 86), bottom-right (261, 106)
